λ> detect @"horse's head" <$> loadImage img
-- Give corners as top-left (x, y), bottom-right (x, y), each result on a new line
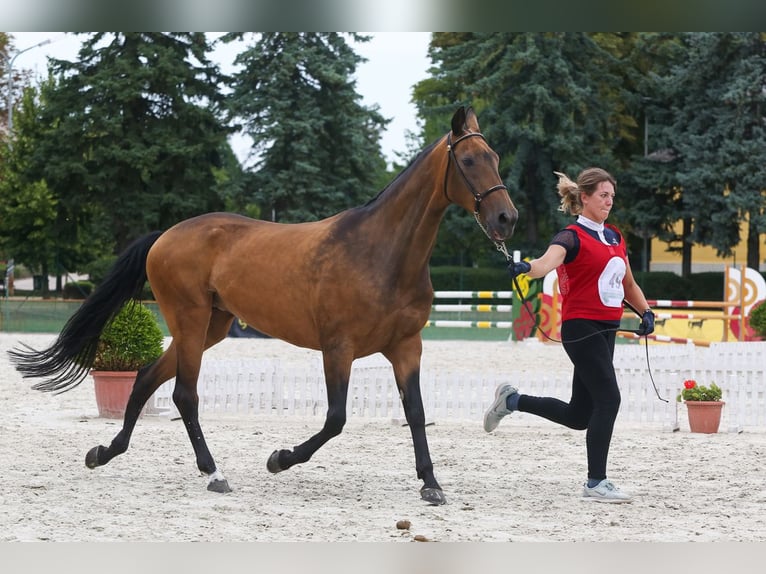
top-left (444, 107), bottom-right (518, 243)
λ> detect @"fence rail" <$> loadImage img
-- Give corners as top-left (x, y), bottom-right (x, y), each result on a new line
top-left (151, 341), bottom-right (766, 432)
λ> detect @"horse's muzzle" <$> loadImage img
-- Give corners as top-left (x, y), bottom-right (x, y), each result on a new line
top-left (490, 207), bottom-right (518, 241)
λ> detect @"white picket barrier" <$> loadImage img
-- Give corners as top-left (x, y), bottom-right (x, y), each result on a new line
top-left (150, 342), bottom-right (766, 432)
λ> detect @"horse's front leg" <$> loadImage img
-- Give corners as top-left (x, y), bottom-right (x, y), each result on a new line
top-left (172, 370), bottom-right (231, 493)
top-left (165, 312), bottom-right (234, 493)
top-left (385, 335), bottom-right (446, 505)
top-left (166, 327), bottom-right (231, 493)
top-left (267, 352), bottom-right (351, 473)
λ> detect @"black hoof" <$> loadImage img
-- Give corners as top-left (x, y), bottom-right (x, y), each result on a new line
top-left (207, 479), bottom-right (232, 493)
top-left (266, 450), bottom-right (283, 473)
top-left (420, 487), bottom-right (447, 506)
top-left (85, 446), bottom-right (104, 469)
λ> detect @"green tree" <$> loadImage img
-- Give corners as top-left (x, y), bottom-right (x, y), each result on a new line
top-left (1, 85), bottom-right (108, 296)
top-left (225, 33), bottom-right (389, 222)
top-left (0, 176), bottom-right (57, 292)
top-left (415, 33), bottom-right (632, 262)
top-left (701, 33), bottom-right (766, 269)
top-left (641, 33), bottom-right (766, 275)
top-left (34, 33), bottom-right (232, 254)
top-left (613, 33), bottom-right (686, 272)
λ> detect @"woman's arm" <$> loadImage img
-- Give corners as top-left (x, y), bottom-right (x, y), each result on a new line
top-left (525, 244), bottom-right (567, 279)
top-left (622, 257), bottom-right (651, 312)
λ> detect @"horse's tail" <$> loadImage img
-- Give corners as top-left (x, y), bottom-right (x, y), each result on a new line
top-left (8, 231), bottom-right (164, 393)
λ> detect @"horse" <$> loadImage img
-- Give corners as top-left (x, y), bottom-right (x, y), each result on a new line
top-left (9, 106), bottom-right (518, 505)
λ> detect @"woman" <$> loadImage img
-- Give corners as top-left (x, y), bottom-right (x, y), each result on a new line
top-left (483, 167), bottom-right (654, 503)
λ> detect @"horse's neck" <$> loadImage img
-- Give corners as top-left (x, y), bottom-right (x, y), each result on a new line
top-left (361, 156), bottom-right (449, 280)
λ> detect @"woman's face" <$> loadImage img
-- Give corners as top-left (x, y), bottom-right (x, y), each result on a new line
top-left (581, 180), bottom-right (614, 224)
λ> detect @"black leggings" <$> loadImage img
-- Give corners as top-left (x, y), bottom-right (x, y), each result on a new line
top-left (517, 319), bottom-right (621, 480)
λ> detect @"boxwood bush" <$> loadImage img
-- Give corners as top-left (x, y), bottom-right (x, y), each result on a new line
top-left (92, 301), bottom-right (164, 371)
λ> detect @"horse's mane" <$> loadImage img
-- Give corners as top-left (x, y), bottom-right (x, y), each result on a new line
top-left (362, 139), bottom-right (440, 208)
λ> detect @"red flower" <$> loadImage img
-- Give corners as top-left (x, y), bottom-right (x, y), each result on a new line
top-left (683, 379), bottom-right (697, 389)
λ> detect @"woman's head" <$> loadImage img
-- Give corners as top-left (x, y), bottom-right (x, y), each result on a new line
top-left (555, 167), bottom-right (617, 220)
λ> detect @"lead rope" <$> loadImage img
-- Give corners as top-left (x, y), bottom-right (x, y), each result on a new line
top-left (481, 233), bottom-right (668, 403)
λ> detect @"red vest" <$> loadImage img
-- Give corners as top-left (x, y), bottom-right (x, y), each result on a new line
top-left (556, 224), bottom-right (627, 322)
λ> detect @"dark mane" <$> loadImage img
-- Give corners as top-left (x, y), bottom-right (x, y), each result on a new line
top-left (363, 139), bottom-right (440, 207)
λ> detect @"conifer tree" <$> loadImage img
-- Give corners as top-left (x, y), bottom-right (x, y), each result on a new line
top-left (226, 32), bottom-right (388, 223)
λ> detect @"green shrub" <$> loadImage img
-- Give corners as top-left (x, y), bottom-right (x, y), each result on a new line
top-left (62, 281), bottom-right (94, 300)
top-left (429, 266), bottom-right (511, 291)
top-left (92, 301), bottom-right (164, 371)
top-left (632, 271), bottom-right (694, 300)
top-left (748, 300), bottom-right (766, 338)
top-left (83, 256), bottom-right (117, 285)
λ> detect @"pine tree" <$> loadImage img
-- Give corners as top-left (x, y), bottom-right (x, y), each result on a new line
top-left (225, 33), bottom-right (389, 223)
top-left (652, 33), bottom-right (766, 273)
top-left (34, 33), bottom-right (232, 253)
top-left (416, 33), bottom-right (629, 255)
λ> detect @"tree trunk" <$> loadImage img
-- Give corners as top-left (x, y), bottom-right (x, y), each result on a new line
top-left (747, 214), bottom-right (760, 270)
top-left (681, 218), bottom-right (692, 278)
top-left (41, 261), bottom-right (50, 299)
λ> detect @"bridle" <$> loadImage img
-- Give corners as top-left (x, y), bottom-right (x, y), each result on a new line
top-left (444, 131), bottom-right (510, 255)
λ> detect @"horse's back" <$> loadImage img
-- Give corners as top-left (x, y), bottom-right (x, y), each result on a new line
top-left (146, 212), bottom-right (356, 348)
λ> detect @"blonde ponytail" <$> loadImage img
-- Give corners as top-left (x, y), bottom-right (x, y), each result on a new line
top-left (554, 171), bottom-right (582, 215)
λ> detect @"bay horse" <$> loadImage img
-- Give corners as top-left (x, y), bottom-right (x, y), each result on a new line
top-left (9, 106), bottom-right (517, 505)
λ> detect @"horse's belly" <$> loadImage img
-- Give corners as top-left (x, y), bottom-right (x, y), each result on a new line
top-left (222, 295), bottom-right (322, 350)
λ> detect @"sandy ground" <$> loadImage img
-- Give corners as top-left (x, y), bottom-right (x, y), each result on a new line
top-left (2, 332), bottom-right (766, 543)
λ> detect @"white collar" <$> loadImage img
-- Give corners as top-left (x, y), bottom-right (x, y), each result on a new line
top-left (577, 215), bottom-right (611, 245)
top-left (577, 215), bottom-right (604, 232)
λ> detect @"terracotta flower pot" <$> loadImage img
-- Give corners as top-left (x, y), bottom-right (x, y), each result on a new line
top-left (686, 400), bottom-right (724, 434)
top-left (91, 370), bottom-right (140, 419)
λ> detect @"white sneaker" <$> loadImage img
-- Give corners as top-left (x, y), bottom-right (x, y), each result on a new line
top-left (582, 479), bottom-right (633, 503)
top-left (483, 384), bottom-right (518, 432)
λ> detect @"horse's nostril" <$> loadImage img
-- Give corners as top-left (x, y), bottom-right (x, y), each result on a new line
top-left (499, 210), bottom-right (519, 226)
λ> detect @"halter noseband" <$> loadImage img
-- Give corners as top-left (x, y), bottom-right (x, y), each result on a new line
top-left (443, 131), bottom-right (508, 215)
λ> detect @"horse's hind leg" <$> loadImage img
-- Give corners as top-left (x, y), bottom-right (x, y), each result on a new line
top-left (384, 335), bottom-right (446, 505)
top-left (267, 350), bottom-right (351, 473)
top-left (85, 350), bottom-right (177, 469)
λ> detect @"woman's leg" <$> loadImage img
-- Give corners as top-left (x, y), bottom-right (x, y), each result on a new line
top-left (517, 320), bottom-right (620, 480)
top-left (560, 320), bottom-right (620, 480)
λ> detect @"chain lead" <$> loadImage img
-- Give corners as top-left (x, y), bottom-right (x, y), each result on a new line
top-left (473, 211), bottom-right (513, 262)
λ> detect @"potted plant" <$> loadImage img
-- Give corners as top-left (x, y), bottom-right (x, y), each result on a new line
top-left (91, 300), bottom-right (164, 418)
top-left (677, 379), bottom-right (724, 434)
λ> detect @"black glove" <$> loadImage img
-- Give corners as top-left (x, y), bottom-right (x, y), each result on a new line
top-left (508, 260), bottom-right (531, 280)
top-left (637, 309), bottom-right (655, 336)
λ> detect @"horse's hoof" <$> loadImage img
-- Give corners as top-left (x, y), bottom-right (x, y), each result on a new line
top-left (207, 479), bottom-right (232, 493)
top-left (85, 446), bottom-right (103, 469)
top-left (420, 487), bottom-right (447, 506)
top-left (266, 450), bottom-right (283, 473)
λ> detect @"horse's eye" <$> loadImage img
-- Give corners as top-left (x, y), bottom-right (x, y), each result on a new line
top-left (462, 157), bottom-right (474, 167)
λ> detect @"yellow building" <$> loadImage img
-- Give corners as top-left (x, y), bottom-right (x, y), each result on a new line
top-left (649, 220), bottom-right (763, 273)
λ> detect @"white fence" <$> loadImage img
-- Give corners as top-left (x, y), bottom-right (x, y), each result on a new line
top-left (151, 342), bottom-right (766, 432)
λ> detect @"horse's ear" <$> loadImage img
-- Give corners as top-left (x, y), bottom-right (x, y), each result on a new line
top-left (464, 106), bottom-right (480, 131)
top-left (451, 106), bottom-right (467, 135)
top-left (451, 106), bottom-right (480, 135)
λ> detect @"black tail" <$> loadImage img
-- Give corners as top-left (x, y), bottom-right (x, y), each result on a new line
top-left (8, 231), bottom-right (164, 393)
